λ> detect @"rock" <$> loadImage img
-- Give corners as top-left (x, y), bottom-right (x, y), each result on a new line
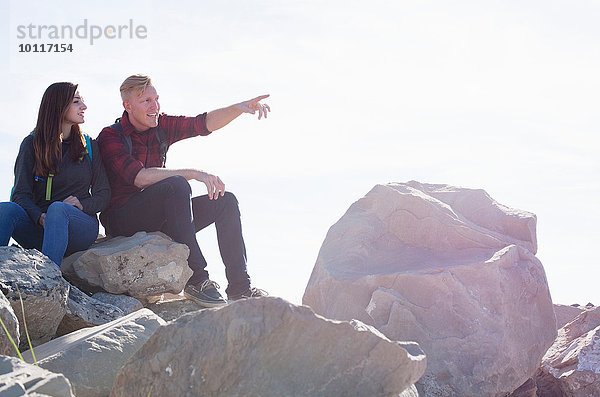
top-left (303, 182), bottom-right (557, 396)
top-left (399, 385), bottom-right (420, 397)
top-left (112, 297), bottom-right (426, 397)
top-left (145, 294), bottom-right (204, 321)
top-left (555, 303), bottom-right (585, 330)
top-left (0, 291), bottom-right (20, 357)
top-left (22, 309), bottom-right (165, 397)
top-left (56, 285), bottom-right (125, 336)
top-left (508, 377), bottom-right (537, 397)
top-left (92, 292), bottom-right (143, 314)
top-left (62, 231), bottom-right (192, 300)
top-left (0, 354), bottom-right (75, 396)
top-left (537, 306), bottom-right (600, 396)
top-left (0, 247), bottom-right (69, 348)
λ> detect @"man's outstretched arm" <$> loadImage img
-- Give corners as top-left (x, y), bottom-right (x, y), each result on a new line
top-left (206, 94), bottom-right (270, 132)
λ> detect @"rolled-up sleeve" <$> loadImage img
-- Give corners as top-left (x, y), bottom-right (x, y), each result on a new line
top-left (159, 112), bottom-right (211, 145)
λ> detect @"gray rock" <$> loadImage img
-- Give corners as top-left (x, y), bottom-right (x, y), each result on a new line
top-left (92, 292), bottom-right (143, 314)
top-left (22, 309), bottom-right (165, 397)
top-left (112, 297), bottom-right (426, 397)
top-left (303, 182), bottom-right (557, 396)
top-left (56, 285), bottom-right (125, 336)
top-left (0, 247), bottom-right (69, 348)
top-left (145, 294), bottom-right (204, 321)
top-left (62, 231), bottom-right (192, 299)
top-left (0, 354), bottom-right (74, 397)
top-left (0, 291), bottom-right (20, 357)
top-left (537, 306), bottom-right (600, 396)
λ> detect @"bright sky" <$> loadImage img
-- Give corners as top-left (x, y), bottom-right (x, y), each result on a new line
top-left (1, 0), bottom-right (598, 305)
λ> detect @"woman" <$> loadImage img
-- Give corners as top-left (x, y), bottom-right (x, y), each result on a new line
top-left (0, 82), bottom-right (110, 267)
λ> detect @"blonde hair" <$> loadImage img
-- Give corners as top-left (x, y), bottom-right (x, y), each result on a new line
top-left (120, 74), bottom-right (152, 101)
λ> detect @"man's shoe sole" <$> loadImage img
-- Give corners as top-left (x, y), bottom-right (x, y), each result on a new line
top-left (184, 291), bottom-right (228, 308)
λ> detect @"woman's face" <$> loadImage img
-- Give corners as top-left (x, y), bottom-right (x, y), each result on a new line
top-left (63, 91), bottom-right (87, 125)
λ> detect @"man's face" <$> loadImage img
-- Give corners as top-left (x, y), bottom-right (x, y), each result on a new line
top-left (124, 84), bottom-right (160, 131)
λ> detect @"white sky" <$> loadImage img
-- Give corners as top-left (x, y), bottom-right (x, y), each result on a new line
top-left (1, 0), bottom-right (598, 305)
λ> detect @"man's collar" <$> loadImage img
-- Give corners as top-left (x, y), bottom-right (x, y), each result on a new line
top-left (120, 111), bottom-right (137, 136)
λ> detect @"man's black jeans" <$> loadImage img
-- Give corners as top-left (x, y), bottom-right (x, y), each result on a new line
top-left (104, 176), bottom-right (250, 296)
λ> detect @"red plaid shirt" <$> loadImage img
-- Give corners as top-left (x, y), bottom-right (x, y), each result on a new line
top-left (98, 110), bottom-right (211, 209)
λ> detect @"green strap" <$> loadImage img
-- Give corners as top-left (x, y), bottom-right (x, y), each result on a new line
top-left (45, 174), bottom-right (54, 201)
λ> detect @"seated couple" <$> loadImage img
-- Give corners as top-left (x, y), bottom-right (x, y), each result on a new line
top-left (0, 75), bottom-right (270, 307)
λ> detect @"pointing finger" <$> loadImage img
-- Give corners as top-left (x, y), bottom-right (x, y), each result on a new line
top-left (252, 94), bottom-right (270, 102)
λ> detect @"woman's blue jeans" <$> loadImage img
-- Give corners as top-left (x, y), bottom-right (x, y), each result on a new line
top-left (0, 201), bottom-right (99, 267)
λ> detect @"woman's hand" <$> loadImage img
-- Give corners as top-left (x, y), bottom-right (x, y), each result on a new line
top-left (63, 195), bottom-right (83, 210)
top-left (39, 213), bottom-right (46, 227)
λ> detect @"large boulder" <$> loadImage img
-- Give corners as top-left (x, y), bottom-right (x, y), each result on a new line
top-left (22, 309), bottom-right (165, 397)
top-left (303, 181), bottom-right (557, 396)
top-left (0, 291), bottom-right (19, 356)
top-left (62, 231), bottom-right (192, 300)
top-left (536, 306), bottom-right (600, 396)
top-left (0, 247), bottom-right (69, 348)
top-left (56, 285), bottom-right (125, 336)
top-left (111, 297), bottom-right (426, 397)
top-left (0, 354), bottom-right (74, 396)
top-left (554, 304), bottom-right (586, 330)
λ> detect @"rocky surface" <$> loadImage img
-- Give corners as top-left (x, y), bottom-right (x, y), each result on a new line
top-left (56, 285), bottom-right (125, 336)
top-left (508, 377), bottom-right (538, 397)
top-left (62, 231), bottom-right (192, 299)
top-left (112, 297), bottom-right (426, 397)
top-left (23, 309), bottom-right (165, 397)
top-left (0, 247), bottom-right (69, 348)
top-left (537, 306), bottom-right (600, 396)
top-left (555, 304), bottom-right (586, 330)
top-left (303, 181), bottom-right (557, 396)
top-left (0, 354), bottom-right (75, 396)
top-left (92, 292), bottom-right (143, 315)
top-left (0, 291), bottom-right (19, 356)
top-left (145, 293), bottom-right (203, 321)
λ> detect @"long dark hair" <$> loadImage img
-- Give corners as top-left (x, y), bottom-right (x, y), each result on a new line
top-left (33, 82), bottom-right (86, 177)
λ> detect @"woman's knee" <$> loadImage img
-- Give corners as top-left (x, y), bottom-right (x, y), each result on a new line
top-left (0, 201), bottom-right (24, 218)
top-left (45, 201), bottom-right (70, 220)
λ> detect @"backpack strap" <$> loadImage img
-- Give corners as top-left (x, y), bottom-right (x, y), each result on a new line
top-left (110, 118), bottom-right (132, 157)
top-left (12, 133), bottom-right (91, 202)
top-left (111, 117), bottom-right (169, 168)
top-left (155, 128), bottom-right (169, 168)
top-left (83, 134), bottom-right (93, 163)
top-left (48, 129), bottom-right (86, 197)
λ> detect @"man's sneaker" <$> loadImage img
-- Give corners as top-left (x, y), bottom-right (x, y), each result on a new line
top-left (184, 279), bottom-right (227, 308)
top-left (228, 287), bottom-right (268, 301)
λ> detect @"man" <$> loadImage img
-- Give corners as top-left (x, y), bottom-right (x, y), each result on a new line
top-left (98, 74), bottom-right (269, 307)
